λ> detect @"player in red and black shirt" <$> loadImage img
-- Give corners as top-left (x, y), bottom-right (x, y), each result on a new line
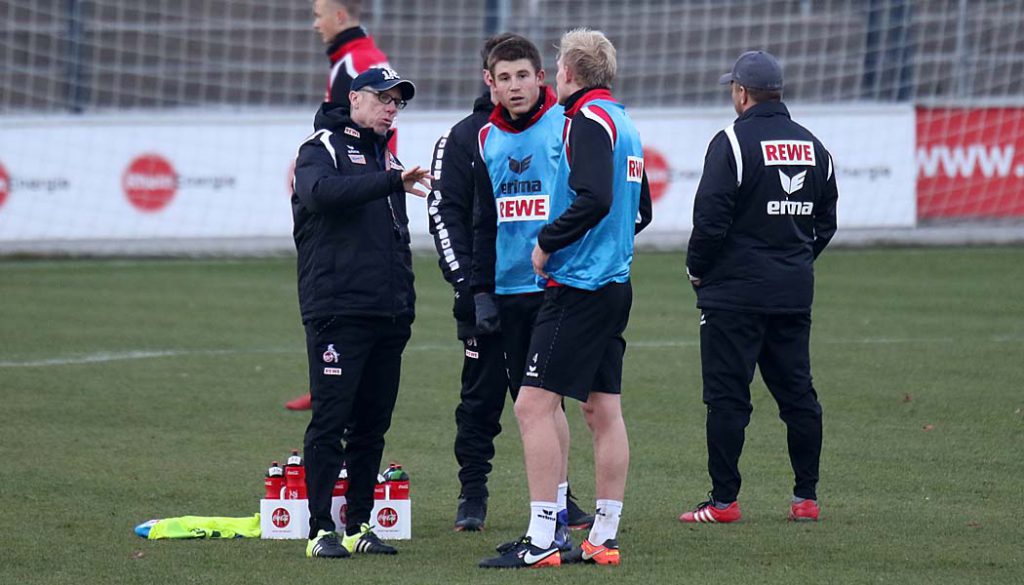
top-left (312, 0), bottom-right (392, 107)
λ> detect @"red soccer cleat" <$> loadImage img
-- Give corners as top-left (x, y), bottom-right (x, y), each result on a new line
top-left (789, 499), bottom-right (820, 522)
top-left (285, 392), bottom-right (313, 411)
top-left (679, 498), bottom-right (742, 524)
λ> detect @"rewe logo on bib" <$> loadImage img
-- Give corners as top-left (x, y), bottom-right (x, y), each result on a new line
top-left (497, 195), bottom-right (549, 222)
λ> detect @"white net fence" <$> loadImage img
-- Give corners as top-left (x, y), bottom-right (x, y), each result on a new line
top-left (1, 0), bottom-right (1023, 254)
top-left (4, 0), bottom-right (1023, 111)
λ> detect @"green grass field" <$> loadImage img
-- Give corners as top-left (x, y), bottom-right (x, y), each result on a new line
top-left (2, 248), bottom-right (1022, 585)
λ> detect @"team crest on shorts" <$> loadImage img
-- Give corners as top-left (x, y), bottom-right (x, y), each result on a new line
top-left (322, 344), bottom-right (340, 363)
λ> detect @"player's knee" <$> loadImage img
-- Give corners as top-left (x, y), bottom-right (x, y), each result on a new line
top-left (513, 390), bottom-right (544, 422)
top-left (583, 395), bottom-right (622, 430)
top-left (579, 401), bottom-right (599, 431)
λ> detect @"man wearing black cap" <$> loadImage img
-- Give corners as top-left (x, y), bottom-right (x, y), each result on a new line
top-left (292, 67), bottom-right (430, 558)
top-left (288, 1), bottom-right (395, 412)
top-left (679, 51), bottom-right (839, 525)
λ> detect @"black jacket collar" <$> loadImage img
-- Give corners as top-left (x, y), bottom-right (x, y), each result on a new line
top-left (562, 86), bottom-right (611, 115)
top-left (313, 102), bottom-right (391, 146)
top-left (499, 91), bottom-right (547, 132)
top-left (325, 26), bottom-right (368, 59)
top-left (472, 91), bottom-right (495, 115)
top-left (736, 100), bottom-right (790, 122)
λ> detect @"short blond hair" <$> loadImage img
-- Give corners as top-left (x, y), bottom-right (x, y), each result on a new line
top-left (557, 28), bottom-right (617, 88)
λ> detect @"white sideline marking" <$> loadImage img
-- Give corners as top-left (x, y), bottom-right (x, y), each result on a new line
top-left (0, 336), bottom-right (1020, 368)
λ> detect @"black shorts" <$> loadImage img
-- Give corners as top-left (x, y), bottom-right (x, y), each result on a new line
top-left (497, 292), bottom-right (544, 397)
top-left (522, 281), bottom-right (632, 402)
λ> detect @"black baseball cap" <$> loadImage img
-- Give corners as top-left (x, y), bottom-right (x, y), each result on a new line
top-left (718, 51), bottom-right (783, 90)
top-left (351, 67), bottom-right (416, 100)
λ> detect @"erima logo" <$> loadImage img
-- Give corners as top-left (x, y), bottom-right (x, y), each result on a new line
top-left (508, 155), bottom-right (533, 174)
top-left (769, 170), bottom-right (812, 215)
top-left (761, 140), bottom-right (816, 166)
top-left (498, 195), bottom-right (549, 223)
top-left (767, 200), bottom-right (814, 216)
top-left (498, 179), bottom-right (542, 195)
top-left (526, 353), bottom-right (539, 377)
top-left (779, 170), bottom-right (807, 195)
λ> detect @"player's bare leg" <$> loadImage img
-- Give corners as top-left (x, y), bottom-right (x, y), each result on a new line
top-left (555, 405), bottom-right (571, 489)
top-left (578, 392), bottom-right (628, 554)
top-left (513, 386), bottom-right (565, 548)
top-left (580, 393), bottom-right (628, 501)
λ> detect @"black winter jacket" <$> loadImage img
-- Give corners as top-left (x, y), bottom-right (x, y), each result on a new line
top-left (686, 101), bottom-right (838, 314)
top-left (292, 102), bottom-right (415, 322)
top-left (427, 91), bottom-right (494, 338)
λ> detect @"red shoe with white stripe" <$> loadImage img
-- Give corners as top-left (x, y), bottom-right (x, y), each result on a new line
top-left (678, 498), bottom-right (742, 524)
top-left (789, 499), bottom-right (820, 522)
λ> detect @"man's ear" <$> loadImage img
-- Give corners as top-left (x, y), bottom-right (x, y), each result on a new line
top-left (562, 63), bottom-right (574, 85)
top-left (335, 7), bottom-right (350, 27)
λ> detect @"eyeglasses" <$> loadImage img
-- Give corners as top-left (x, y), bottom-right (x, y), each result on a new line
top-left (363, 90), bottom-right (407, 110)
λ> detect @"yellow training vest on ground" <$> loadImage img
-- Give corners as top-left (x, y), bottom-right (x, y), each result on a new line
top-left (147, 514), bottom-right (261, 539)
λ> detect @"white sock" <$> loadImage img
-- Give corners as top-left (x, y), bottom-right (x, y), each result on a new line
top-left (556, 482), bottom-right (569, 516)
top-left (525, 501), bottom-right (558, 549)
top-left (588, 499), bottom-right (622, 545)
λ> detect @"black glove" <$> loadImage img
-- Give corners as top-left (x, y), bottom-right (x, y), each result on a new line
top-left (453, 284), bottom-right (475, 323)
top-left (474, 292), bottom-right (501, 334)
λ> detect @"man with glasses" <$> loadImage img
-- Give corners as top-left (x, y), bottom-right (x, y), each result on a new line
top-left (289, 0), bottom-right (397, 411)
top-left (292, 67), bottom-right (430, 559)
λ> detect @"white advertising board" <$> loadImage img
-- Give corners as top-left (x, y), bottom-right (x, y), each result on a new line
top-left (0, 104), bottom-right (914, 248)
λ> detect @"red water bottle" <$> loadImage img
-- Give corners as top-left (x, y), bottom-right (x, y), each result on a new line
top-left (333, 464), bottom-right (349, 497)
top-left (284, 449), bottom-right (307, 499)
top-left (264, 460), bottom-right (284, 500)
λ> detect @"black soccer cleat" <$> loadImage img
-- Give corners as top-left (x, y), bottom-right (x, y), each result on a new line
top-left (342, 523), bottom-right (397, 555)
top-left (305, 530), bottom-right (350, 559)
top-left (496, 518), bottom-right (572, 552)
top-left (479, 536), bottom-right (561, 569)
top-left (455, 497), bottom-right (487, 531)
top-left (566, 494), bottom-right (595, 530)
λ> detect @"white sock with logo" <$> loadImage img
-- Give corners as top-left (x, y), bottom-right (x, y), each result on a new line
top-left (525, 501), bottom-right (558, 549)
top-left (557, 482), bottom-right (569, 517)
top-left (588, 499), bottom-right (623, 545)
